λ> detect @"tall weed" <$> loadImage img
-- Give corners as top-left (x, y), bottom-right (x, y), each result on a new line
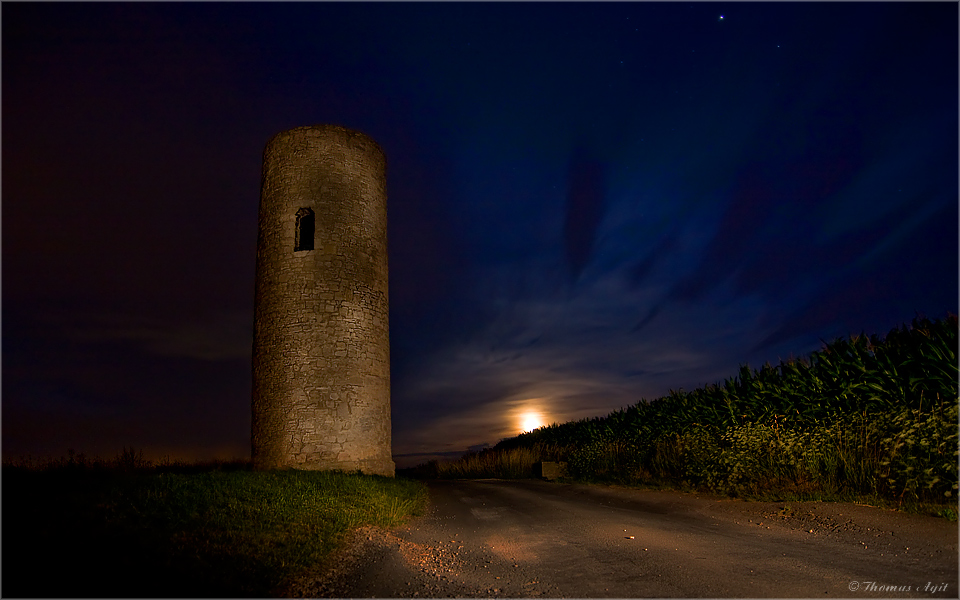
top-left (434, 445), bottom-right (541, 479)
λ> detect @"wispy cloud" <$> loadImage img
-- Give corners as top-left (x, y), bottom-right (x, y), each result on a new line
top-left (393, 211), bottom-right (785, 457)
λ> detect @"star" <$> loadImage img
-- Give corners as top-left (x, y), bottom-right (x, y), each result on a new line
top-left (718, 15), bottom-right (725, 22)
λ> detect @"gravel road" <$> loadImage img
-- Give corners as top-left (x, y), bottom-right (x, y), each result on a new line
top-left (284, 479), bottom-right (958, 598)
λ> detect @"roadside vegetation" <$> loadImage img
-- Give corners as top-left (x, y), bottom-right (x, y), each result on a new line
top-left (2, 451), bottom-right (427, 597)
top-left (422, 315), bottom-right (959, 517)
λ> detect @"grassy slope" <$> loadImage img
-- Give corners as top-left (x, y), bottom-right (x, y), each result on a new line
top-left (2, 459), bottom-right (427, 597)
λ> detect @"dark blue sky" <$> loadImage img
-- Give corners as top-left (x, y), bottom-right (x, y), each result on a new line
top-left (4, 3), bottom-right (957, 467)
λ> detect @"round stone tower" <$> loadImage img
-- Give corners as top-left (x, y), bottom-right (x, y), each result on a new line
top-left (252, 125), bottom-right (394, 476)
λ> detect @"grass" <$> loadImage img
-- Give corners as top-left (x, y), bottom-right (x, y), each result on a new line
top-left (2, 451), bottom-right (428, 597)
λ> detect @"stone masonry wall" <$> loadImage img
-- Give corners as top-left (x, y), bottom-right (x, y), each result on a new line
top-left (252, 125), bottom-right (394, 476)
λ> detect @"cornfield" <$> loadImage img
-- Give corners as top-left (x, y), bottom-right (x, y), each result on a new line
top-left (440, 315), bottom-right (959, 507)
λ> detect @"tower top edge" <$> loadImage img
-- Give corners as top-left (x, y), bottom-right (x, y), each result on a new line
top-left (264, 124), bottom-right (385, 159)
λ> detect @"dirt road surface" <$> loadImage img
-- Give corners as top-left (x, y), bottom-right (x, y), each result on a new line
top-left (285, 479), bottom-right (958, 598)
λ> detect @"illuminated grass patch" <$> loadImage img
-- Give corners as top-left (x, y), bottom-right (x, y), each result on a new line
top-left (2, 457), bottom-right (427, 597)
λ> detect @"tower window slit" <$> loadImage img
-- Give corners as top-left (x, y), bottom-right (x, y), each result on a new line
top-left (295, 208), bottom-right (315, 251)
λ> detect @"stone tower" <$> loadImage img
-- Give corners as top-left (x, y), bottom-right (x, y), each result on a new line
top-left (252, 125), bottom-right (394, 476)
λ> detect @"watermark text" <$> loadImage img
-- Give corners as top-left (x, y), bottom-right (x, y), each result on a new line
top-left (849, 581), bottom-right (950, 594)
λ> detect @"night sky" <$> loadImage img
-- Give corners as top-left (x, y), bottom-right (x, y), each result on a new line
top-left (4, 3), bottom-right (957, 468)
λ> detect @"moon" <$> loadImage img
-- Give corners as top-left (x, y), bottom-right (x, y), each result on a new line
top-left (520, 410), bottom-right (545, 433)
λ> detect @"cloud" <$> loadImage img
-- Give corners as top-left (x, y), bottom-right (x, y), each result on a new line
top-left (392, 242), bottom-right (782, 456)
